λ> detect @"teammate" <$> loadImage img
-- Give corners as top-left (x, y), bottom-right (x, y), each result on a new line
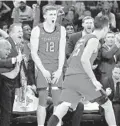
top-left (66, 16), bottom-right (94, 59)
top-left (30, 5), bottom-right (66, 126)
top-left (47, 16), bottom-right (117, 126)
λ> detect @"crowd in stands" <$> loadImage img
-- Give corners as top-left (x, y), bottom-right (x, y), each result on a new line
top-left (0, 0), bottom-right (120, 126)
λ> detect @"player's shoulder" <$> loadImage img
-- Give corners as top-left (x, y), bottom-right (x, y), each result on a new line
top-left (57, 24), bottom-right (66, 32)
top-left (57, 25), bottom-right (66, 35)
top-left (87, 34), bottom-right (99, 42)
top-left (32, 25), bottom-right (40, 32)
top-left (31, 25), bottom-right (41, 38)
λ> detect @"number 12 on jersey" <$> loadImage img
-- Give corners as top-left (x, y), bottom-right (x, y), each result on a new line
top-left (46, 42), bottom-right (55, 52)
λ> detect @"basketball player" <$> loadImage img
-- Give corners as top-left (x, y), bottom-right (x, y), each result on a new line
top-left (47, 16), bottom-right (117, 126)
top-left (30, 5), bottom-right (66, 126)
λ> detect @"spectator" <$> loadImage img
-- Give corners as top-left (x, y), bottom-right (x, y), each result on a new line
top-left (97, 2), bottom-right (116, 31)
top-left (0, 28), bottom-right (22, 126)
top-left (98, 31), bottom-right (120, 83)
top-left (65, 22), bottom-right (75, 42)
top-left (9, 23), bottom-right (23, 50)
top-left (74, 10), bottom-right (92, 32)
top-left (74, 1), bottom-right (86, 32)
top-left (0, 1), bottom-right (11, 22)
top-left (102, 64), bottom-right (120, 126)
top-left (0, 21), bottom-right (9, 33)
top-left (61, 1), bottom-right (75, 13)
top-left (22, 23), bottom-right (36, 91)
top-left (66, 16), bottom-right (94, 58)
top-left (11, 0), bottom-right (33, 24)
top-left (112, 1), bottom-right (120, 31)
top-left (62, 8), bottom-right (75, 27)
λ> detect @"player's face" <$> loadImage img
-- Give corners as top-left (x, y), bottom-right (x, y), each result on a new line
top-left (105, 33), bottom-right (115, 47)
top-left (44, 10), bottom-right (57, 24)
top-left (112, 67), bottom-right (120, 80)
top-left (82, 19), bottom-right (94, 34)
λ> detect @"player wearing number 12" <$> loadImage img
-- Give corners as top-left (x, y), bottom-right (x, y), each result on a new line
top-left (30, 5), bottom-right (66, 126)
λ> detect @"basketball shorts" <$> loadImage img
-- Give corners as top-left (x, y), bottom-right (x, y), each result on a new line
top-left (60, 74), bottom-right (108, 107)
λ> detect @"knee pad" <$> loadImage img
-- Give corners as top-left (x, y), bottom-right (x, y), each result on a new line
top-left (53, 102), bottom-right (71, 119)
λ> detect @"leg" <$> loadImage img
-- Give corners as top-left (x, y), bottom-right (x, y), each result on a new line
top-left (47, 101), bottom-right (71, 126)
top-left (52, 89), bottom-right (62, 126)
top-left (0, 82), bottom-right (14, 126)
top-left (101, 99), bottom-right (116, 126)
top-left (96, 96), bottom-right (116, 126)
top-left (37, 89), bottom-right (48, 126)
top-left (72, 102), bottom-right (84, 126)
top-left (47, 88), bottom-right (81, 126)
top-left (0, 107), bottom-right (11, 126)
top-left (113, 103), bottom-right (120, 126)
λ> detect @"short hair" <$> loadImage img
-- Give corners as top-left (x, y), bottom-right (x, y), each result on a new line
top-left (9, 23), bottom-right (22, 34)
top-left (22, 23), bottom-right (31, 29)
top-left (82, 16), bottom-right (94, 23)
top-left (94, 16), bottom-right (109, 29)
top-left (113, 63), bottom-right (120, 69)
top-left (106, 31), bottom-right (115, 35)
top-left (83, 10), bottom-right (91, 17)
top-left (42, 5), bottom-right (57, 15)
top-left (64, 22), bottom-right (74, 28)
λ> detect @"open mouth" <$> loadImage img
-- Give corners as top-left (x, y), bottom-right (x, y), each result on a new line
top-left (52, 20), bottom-right (55, 23)
top-left (18, 36), bottom-right (22, 39)
top-left (87, 27), bottom-right (91, 30)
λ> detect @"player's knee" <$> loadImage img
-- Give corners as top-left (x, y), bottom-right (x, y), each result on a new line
top-left (53, 102), bottom-right (70, 119)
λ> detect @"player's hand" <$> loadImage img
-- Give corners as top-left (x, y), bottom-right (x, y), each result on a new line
top-left (51, 69), bottom-right (62, 84)
top-left (106, 88), bottom-right (112, 96)
top-left (42, 69), bottom-right (51, 83)
top-left (92, 64), bottom-right (98, 70)
top-left (92, 80), bottom-right (103, 91)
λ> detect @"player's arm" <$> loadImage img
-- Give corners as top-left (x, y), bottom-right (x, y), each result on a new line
top-left (30, 26), bottom-right (51, 83)
top-left (30, 26), bottom-right (46, 72)
top-left (58, 26), bottom-right (66, 71)
top-left (81, 38), bottom-right (99, 82)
